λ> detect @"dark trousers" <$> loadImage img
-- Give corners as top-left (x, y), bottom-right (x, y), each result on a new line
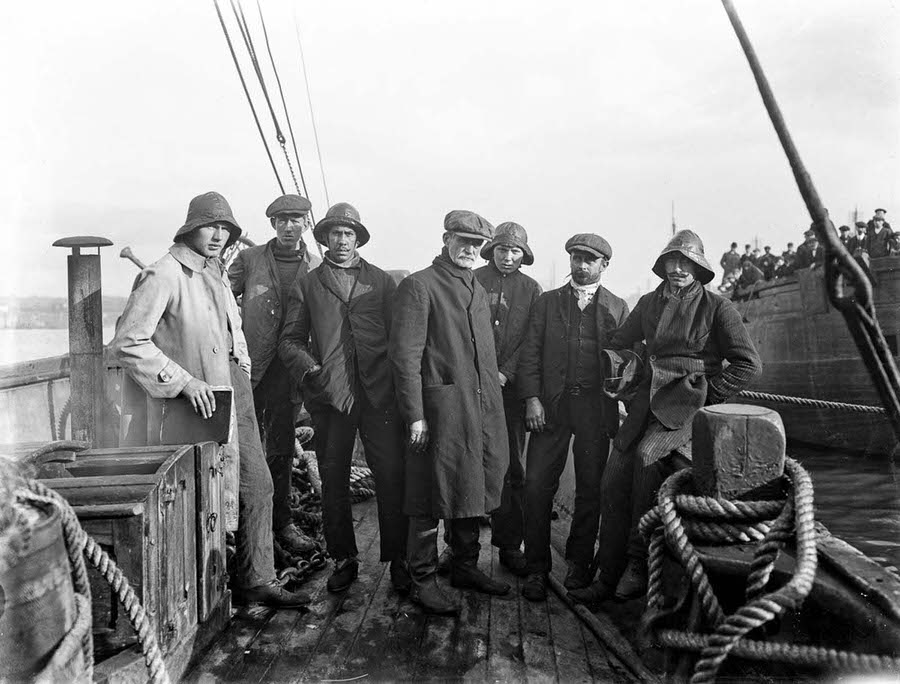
top-left (594, 445), bottom-right (689, 585)
top-left (310, 396), bottom-right (407, 562)
top-left (231, 362), bottom-right (277, 588)
top-left (407, 516), bottom-right (480, 583)
top-left (491, 387), bottom-right (527, 550)
top-left (523, 392), bottom-right (610, 575)
top-left (253, 358), bottom-right (295, 531)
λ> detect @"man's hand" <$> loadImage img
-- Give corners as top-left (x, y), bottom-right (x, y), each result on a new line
top-left (498, 371), bottom-right (508, 388)
top-left (182, 378), bottom-right (216, 419)
top-left (302, 364), bottom-right (322, 382)
top-left (525, 397), bottom-right (546, 432)
top-left (408, 419), bottom-right (429, 452)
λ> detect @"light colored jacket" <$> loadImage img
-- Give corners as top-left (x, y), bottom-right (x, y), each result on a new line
top-left (113, 242), bottom-right (250, 399)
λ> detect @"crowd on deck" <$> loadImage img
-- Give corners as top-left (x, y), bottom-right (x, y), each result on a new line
top-left (719, 207), bottom-right (899, 299)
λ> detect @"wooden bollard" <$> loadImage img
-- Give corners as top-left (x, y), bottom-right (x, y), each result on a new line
top-left (692, 404), bottom-right (786, 499)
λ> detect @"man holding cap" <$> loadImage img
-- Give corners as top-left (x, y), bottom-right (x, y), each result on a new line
top-left (279, 203), bottom-right (409, 595)
top-left (113, 191), bottom-right (309, 607)
top-left (228, 194), bottom-right (321, 557)
top-left (390, 210), bottom-right (511, 614)
top-left (474, 222), bottom-right (542, 576)
top-left (517, 233), bottom-right (629, 602)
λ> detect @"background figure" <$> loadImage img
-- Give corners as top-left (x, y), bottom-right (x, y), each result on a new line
top-left (719, 242), bottom-right (741, 280)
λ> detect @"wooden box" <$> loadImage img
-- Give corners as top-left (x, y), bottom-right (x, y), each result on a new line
top-left (36, 443), bottom-right (222, 658)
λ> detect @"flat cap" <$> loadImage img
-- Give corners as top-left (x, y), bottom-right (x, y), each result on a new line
top-left (875, 208), bottom-right (887, 214)
top-left (855, 221), bottom-right (868, 229)
top-left (565, 233), bottom-right (612, 260)
top-left (839, 225), bottom-right (851, 232)
top-left (444, 210), bottom-right (494, 242)
top-left (265, 194), bottom-right (312, 218)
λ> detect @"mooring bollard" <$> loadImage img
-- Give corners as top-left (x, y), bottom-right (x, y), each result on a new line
top-left (52, 236), bottom-right (113, 445)
top-left (692, 403), bottom-right (786, 499)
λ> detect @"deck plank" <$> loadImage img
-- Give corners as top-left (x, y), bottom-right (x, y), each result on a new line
top-left (486, 544), bottom-right (527, 683)
top-left (182, 605), bottom-right (275, 683)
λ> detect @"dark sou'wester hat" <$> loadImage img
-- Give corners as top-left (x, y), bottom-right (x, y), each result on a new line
top-left (266, 194), bottom-right (312, 218)
top-left (651, 229), bottom-right (715, 285)
top-left (173, 191), bottom-right (242, 247)
top-left (313, 202), bottom-right (370, 247)
top-left (565, 233), bottom-right (612, 260)
top-left (480, 222), bottom-right (534, 265)
top-left (444, 210), bottom-right (494, 242)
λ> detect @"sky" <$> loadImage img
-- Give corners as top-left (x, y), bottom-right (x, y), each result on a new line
top-left (1, 0), bottom-right (898, 302)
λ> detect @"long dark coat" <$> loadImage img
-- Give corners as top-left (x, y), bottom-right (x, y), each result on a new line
top-left (390, 254), bottom-right (509, 518)
top-left (610, 281), bottom-right (761, 464)
top-left (228, 238), bottom-right (320, 387)
top-left (517, 283), bottom-right (629, 437)
top-left (278, 258), bottom-right (396, 414)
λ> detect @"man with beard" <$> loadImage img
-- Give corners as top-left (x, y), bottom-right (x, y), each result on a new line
top-left (228, 194), bottom-right (320, 557)
top-left (569, 230), bottom-right (761, 605)
top-left (390, 210), bottom-right (511, 615)
top-left (474, 222), bottom-right (542, 576)
top-left (113, 191), bottom-right (309, 607)
top-left (517, 234), bottom-right (629, 602)
top-left (278, 203), bottom-right (409, 594)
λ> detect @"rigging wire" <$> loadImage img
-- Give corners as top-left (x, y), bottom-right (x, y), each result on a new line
top-left (212, 0), bottom-right (284, 193)
top-left (293, 7), bottom-right (331, 208)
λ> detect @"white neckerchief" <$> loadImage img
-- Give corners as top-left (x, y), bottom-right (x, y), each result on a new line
top-left (570, 280), bottom-right (601, 311)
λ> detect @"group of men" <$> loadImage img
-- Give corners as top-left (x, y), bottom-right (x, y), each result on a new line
top-left (112, 190), bottom-right (762, 616)
top-left (719, 207), bottom-right (899, 298)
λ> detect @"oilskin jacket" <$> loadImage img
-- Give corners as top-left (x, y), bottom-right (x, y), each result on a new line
top-left (517, 283), bottom-right (629, 437)
top-left (113, 242), bottom-right (250, 399)
top-left (390, 253), bottom-right (509, 519)
top-left (228, 239), bottom-right (320, 387)
top-left (610, 281), bottom-right (762, 462)
top-left (278, 258), bottom-right (396, 414)
top-left (473, 263), bottom-right (542, 385)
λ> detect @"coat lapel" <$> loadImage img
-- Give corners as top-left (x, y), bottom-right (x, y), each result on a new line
top-left (263, 240), bottom-right (283, 306)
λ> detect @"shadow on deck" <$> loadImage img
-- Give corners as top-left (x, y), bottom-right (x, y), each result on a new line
top-left (185, 498), bottom-right (639, 683)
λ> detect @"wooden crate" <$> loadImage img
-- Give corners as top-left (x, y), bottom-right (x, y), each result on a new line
top-left (193, 441), bottom-right (227, 622)
top-left (38, 444), bottom-right (200, 657)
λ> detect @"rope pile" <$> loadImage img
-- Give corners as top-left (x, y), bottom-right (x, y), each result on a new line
top-left (639, 458), bottom-right (900, 682)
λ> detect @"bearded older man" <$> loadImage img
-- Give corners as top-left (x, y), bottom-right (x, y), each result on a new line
top-left (389, 210), bottom-right (511, 615)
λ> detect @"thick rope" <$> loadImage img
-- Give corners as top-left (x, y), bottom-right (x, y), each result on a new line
top-left (739, 390), bottom-right (887, 415)
top-left (21, 481), bottom-right (170, 684)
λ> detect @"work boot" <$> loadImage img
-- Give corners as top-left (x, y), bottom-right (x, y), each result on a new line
top-left (614, 558), bottom-right (648, 601)
top-left (521, 572), bottom-right (548, 602)
top-left (327, 557), bottom-right (359, 593)
top-left (390, 558), bottom-right (412, 594)
top-left (236, 579), bottom-right (310, 607)
top-left (275, 523), bottom-right (316, 555)
top-left (498, 548), bottom-right (529, 577)
top-left (410, 576), bottom-right (461, 616)
top-left (436, 546), bottom-right (453, 576)
top-left (568, 578), bottom-right (614, 608)
top-left (563, 562), bottom-right (592, 591)
top-left (450, 564), bottom-right (510, 596)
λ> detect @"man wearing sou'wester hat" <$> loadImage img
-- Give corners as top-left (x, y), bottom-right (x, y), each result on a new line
top-left (473, 222), bottom-right (542, 576)
top-left (516, 233), bottom-right (629, 602)
top-left (279, 202), bottom-right (408, 595)
top-left (570, 229), bottom-right (761, 606)
top-left (228, 194), bottom-right (321, 558)
top-left (113, 191), bottom-right (309, 607)
top-left (389, 210), bottom-right (512, 614)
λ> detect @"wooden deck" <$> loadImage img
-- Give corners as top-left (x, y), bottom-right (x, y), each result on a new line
top-left (185, 498), bottom-right (639, 683)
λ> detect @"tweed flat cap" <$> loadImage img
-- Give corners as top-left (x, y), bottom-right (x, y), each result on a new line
top-left (444, 210), bottom-right (494, 241)
top-left (565, 233), bottom-right (612, 260)
top-left (266, 194), bottom-right (312, 217)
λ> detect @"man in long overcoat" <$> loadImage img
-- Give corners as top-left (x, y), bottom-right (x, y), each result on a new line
top-left (278, 203), bottom-right (408, 595)
top-left (228, 194), bottom-right (320, 556)
top-left (390, 210), bottom-right (511, 615)
top-left (517, 234), bottom-right (629, 602)
top-left (112, 191), bottom-right (308, 607)
top-left (569, 229), bottom-right (761, 606)
top-left (474, 222), bottom-right (542, 576)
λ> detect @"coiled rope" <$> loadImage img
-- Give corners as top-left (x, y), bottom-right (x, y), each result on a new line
top-left (739, 390), bottom-right (887, 415)
top-left (19, 481), bottom-right (170, 684)
top-left (639, 458), bottom-right (900, 681)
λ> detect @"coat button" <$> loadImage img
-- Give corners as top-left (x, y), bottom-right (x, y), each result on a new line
top-left (649, 354), bottom-right (656, 361)
top-left (494, 320), bottom-right (500, 326)
top-left (477, 388), bottom-right (482, 394)
top-left (213, 346), bottom-right (219, 354)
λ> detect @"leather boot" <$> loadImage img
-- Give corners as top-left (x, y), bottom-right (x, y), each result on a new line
top-left (568, 578), bottom-right (614, 608)
top-left (410, 577), bottom-right (461, 615)
top-left (498, 548), bottom-right (529, 577)
top-left (275, 523), bottom-right (316, 555)
top-left (450, 564), bottom-right (510, 596)
top-left (327, 557), bottom-right (359, 593)
top-left (614, 558), bottom-right (648, 601)
top-left (390, 558), bottom-right (412, 594)
top-left (563, 562), bottom-right (592, 591)
top-left (521, 572), bottom-right (548, 602)
top-left (236, 579), bottom-right (310, 607)
top-left (436, 546), bottom-right (453, 576)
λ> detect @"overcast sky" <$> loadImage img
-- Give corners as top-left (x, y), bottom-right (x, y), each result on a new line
top-left (2, 0), bottom-right (898, 302)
